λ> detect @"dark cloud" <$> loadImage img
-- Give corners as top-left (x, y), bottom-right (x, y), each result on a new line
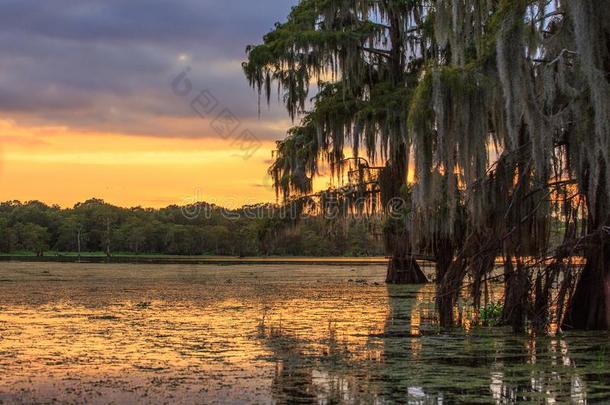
top-left (0, 0), bottom-right (298, 139)
top-left (0, 0), bottom-right (294, 51)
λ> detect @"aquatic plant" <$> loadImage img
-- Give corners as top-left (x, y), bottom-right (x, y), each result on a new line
top-left (480, 302), bottom-right (504, 327)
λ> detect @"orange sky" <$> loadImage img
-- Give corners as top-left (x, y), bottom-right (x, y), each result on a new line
top-left (0, 119), bottom-right (335, 208)
top-left (0, 119), bottom-right (276, 208)
top-left (0, 0), bottom-right (312, 209)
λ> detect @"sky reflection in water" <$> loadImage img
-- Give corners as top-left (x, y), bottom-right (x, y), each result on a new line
top-left (0, 262), bottom-right (608, 404)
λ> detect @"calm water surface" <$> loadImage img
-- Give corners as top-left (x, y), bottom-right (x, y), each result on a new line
top-left (0, 262), bottom-right (608, 404)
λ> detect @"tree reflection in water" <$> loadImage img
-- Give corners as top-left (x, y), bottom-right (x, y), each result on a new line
top-left (260, 284), bottom-right (606, 404)
top-left (0, 264), bottom-right (606, 403)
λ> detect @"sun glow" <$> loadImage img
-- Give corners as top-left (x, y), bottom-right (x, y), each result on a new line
top-left (0, 119), bottom-right (278, 208)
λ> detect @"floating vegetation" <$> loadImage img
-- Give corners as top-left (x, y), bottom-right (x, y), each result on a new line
top-left (1, 263), bottom-right (608, 403)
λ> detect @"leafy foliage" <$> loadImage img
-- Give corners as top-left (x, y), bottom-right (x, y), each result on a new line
top-left (248, 0), bottom-right (610, 330)
top-left (0, 199), bottom-right (383, 257)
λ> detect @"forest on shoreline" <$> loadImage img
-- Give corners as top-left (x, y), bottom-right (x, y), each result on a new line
top-left (0, 199), bottom-right (384, 257)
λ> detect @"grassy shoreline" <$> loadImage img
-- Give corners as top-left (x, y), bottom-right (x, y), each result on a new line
top-left (0, 253), bottom-right (392, 266)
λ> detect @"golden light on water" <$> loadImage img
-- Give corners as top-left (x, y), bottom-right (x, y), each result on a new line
top-left (0, 262), bottom-right (602, 403)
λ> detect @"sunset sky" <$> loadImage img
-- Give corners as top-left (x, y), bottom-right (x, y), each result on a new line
top-left (0, 0), bottom-right (328, 208)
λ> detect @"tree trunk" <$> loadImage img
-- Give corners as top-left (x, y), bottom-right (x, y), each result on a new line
top-left (434, 237), bottom-right (454, 283)
top-left (562, 244), bottom-right (610, 330)
top-left (563, 162), bottom-right (609, 330)
top-left (436, 233), bottom-right (483, 328)
top-left (380, 141), bottom-right (420, 284)
top-left (381, 10), bottom-right (424, 285)
top-left (437, 256), bottom-right (468, 328)
top-left (501, 258), bottom-right (529, 333)
top-left (105, 218), bottom-right (111, 258)
top-left (386, 255), bottom-right (428, 284)
top-left (76, 228), bottom-right (82, 262)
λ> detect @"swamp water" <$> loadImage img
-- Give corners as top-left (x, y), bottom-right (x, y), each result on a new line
top-left (0, 262), bottom-right (608, 404)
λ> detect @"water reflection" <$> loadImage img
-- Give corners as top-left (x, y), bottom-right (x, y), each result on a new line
top-left (0, 262), bottom-right (608, 404)
top-left (257, 282), bottom-right (607, 403)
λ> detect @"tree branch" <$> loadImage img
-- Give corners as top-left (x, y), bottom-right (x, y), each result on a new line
top-left (359, 46), bottom-right (394, 59)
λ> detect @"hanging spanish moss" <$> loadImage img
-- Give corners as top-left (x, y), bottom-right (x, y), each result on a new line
top-left (245, 0), bottom-right (433, 283)
top-left (245, 0), bottom-right (610, 332)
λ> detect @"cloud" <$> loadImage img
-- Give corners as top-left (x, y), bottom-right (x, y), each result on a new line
top-left (0, 0), bottom-right (299, 140)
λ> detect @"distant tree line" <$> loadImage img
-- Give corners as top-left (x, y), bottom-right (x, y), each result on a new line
top-left (0, 199), bottom-right (384, 257)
